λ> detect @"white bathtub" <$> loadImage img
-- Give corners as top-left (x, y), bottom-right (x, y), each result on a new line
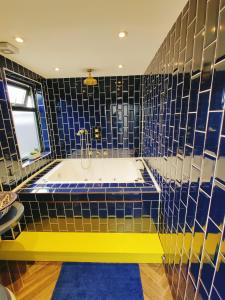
top-left (37, 158), bottom-right (146, 184)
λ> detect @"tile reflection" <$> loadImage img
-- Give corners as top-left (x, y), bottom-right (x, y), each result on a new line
top-left (195, 0), bottom-right (207, 34)
top-left (216, 137), bottom-right (225, 185)
top-left (215, 8), bottom-right (225, 62)
top-left (200, 43), bottom-right (216, 91)
top-left (204, 0), bottom-right (220, 47)
top-left (192, 31), bottom-right (204, 75)
top-left (211, 59), bottom-right (225, 111)
top-left (205, 112), bottom-right (222, 156)
top-left (209, 181), bottom-right (225, 230)
top-left (200, 154), bottom-right (216, 195)
top-left (143, 0), bottom-right (225, 298)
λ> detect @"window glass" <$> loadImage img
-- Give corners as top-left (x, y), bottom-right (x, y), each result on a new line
top-left (12, 111), bottom-right (40, 159)
top-left (7, 84), bottom-right (27, 106)
top-left (26, 94), bottom-right (34, 108)
top-left (7, 80), bottom-right (42, 161)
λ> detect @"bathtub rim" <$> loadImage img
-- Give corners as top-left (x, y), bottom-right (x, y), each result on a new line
top-left (36, 157), bottom-right (145, 185)
top-left (13, 157), bottom-right (161, 194)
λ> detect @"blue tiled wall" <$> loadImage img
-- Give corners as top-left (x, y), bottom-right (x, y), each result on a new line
top-left (0, 55), bottom-right (53, 190)
top-left (0, 56), bottom-right (143, 190)
top-left (44, 76), bottom-right (142, 158)
top-left (143, 0), bottom-right (225, 299)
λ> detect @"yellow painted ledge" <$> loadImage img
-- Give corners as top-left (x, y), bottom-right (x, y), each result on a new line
top-left (0, 232), bottom-right (164, 263)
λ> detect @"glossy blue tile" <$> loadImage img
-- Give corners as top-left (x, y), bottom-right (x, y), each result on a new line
top-left (82, 210), bottom-right (91, 218)
top-left (116, 210), bottom-right (124, 218)
top-left (142, 193), bottom-right (159, 200)
top-left (213, 254), bottom-right (225, 299)
top-left (186, 113), bottom-right (196, 146)
top-left (210, 287), bottom-right (222, 300)
top-left (189, 75), bottom-right (200, 112)
top-left (201, 258), bottom-right (216, 295)
top-left (192, 30), bottom-right (204, 75)
top-left (124, 193), bottom-right (141, 201)
top-left (18, 193), bottom-right (36, 202)
top-left (88, 193), bottom-right (105, 201)
top-left (198, 281), bottom-right (209, 300)
top-left (209, 181), bottom-right (225, 228)
top-left (205, 112), bottom-right (222, 156)
top-left (200, 42), bottom-right (216, 91)
top-left (0, 81), bottom-right (6, 99)
top-left (71, 193), bottom-right (88, 202)
top-left (196, 91), bottom-right (210, 131)
top-left (73, 203), bottom-right (81, 216)
top-left (134, 209), bottom-right (142, 218)
top-left (142, 201), bottom-right (151, 216)
top-left (193, 132), bottom-right (205, 168)
top-left (215, 137), bottom-right (225, 185)
top-left (97, 203), bottom-right (106, 210)
top-left (55, 188), bottom-right (71, 193)
top-left (196, 191), bottom-right (210, 228)
top-left (125, 203), bottom-right (133, 216)
top-left (68, 188), bottom-right (83, 193)
top-left (204, 0), bottom-right (220, 47)
top-left (107, 203), bottom-right (115, 216)
top-left (210, 60), bottom-right (225, 110)
top-left (200, 154), bottom-right (216, 195)
top-left (116, 202), bottom-right (124, 210)
top-left (125, 187), bottom-right (141, 192)
top-left (190, 262), bottom-right (201, 287)
top-left (190, 166), bottom-right (200, 201)
top-left (186, 196), bottom-right (197, 229)
top-left (81, 202), bottom-right (89, 210)
top-left (216, 6), bottom-right (225, 62)
top-left (106, 193), bottom-right (123, 201)
top-left (90, 202), bottom-right (98, 216)
top-left (53, 193), bottom-right (70, 201)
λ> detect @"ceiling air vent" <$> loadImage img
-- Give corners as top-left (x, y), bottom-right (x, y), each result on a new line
top-left (0, 42), bottom-right (19, 54)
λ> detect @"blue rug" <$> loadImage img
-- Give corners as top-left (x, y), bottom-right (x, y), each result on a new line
top-left (52, 263), bottom-right (144, 300)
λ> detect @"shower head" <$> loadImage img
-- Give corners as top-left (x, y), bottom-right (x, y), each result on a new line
top-left (83, 69), bottom-right (97, 86)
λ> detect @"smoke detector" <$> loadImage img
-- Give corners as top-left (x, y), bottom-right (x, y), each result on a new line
top-left (0, 42), bottom-right (19, 54)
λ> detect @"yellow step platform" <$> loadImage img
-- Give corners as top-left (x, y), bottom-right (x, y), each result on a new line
top-left (0, 232), bottom-right (164, 263)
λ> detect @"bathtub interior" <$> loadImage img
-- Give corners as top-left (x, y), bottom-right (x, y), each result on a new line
top-left (37, 158), bottom-right (145, 184)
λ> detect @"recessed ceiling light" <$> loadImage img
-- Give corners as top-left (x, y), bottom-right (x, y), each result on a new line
top-left (118, 31), bottom-right (127, 38)
top-left (15, 37), bottom-right (24, 43)
top-left (118, 64), bottom-right (123, 69)
top-left (54, 67), bottom-right (60, 71)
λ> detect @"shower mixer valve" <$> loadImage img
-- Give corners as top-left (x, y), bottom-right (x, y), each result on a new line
top-left (92, 126), bottom-right (101, 140)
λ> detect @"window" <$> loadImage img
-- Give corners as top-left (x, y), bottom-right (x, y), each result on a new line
top-left (7, 81), bottom-right (42, 161)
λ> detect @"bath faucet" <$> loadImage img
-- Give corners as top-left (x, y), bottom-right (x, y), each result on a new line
top-left (88, 150), bottom-right (93, 156)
